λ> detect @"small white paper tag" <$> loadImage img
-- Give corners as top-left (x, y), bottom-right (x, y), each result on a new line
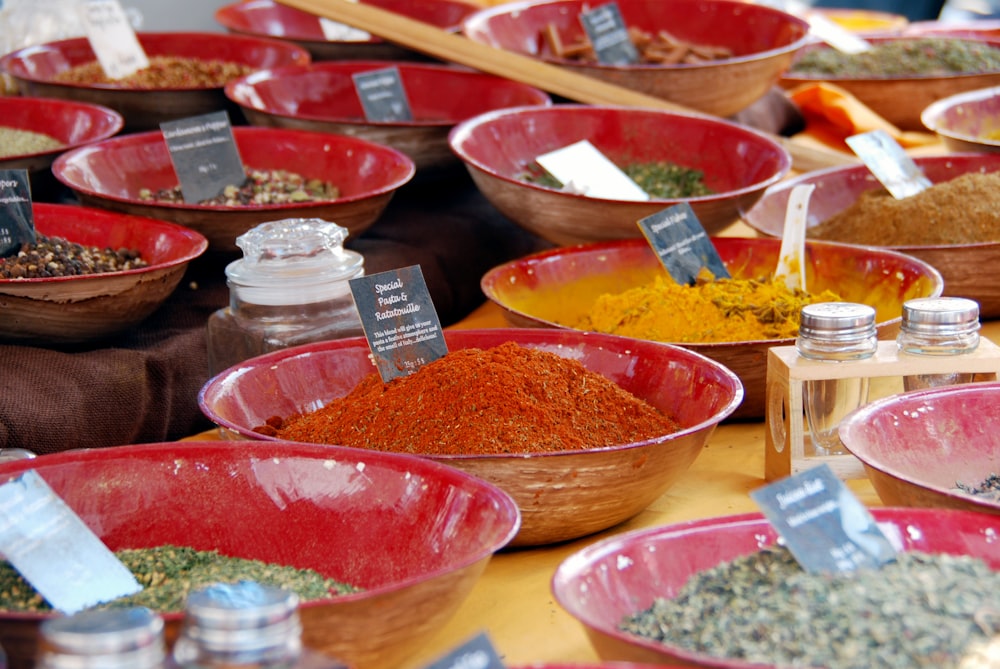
top-left (805, 11), bottom-right (872, 54)
top-left (78, 0), bottom-right (149, 80)
top-left (319, 17), bottom-right (371, 41)
top-left (0, 470), bottom-right (141, 614)
top-left (846, 129), bottom-right (932, 200)
top-left (535, 140), bottom-right (649, 201)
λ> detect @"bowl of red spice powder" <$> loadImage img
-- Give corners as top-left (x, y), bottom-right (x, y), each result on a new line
top-left (198, 328), bottom-right (744, 547)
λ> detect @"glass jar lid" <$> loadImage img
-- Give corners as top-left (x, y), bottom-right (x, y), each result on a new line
top-left (799, 302), bottom-right (876, 341)
top-left (901, 297), bottom-right (980, 336)
top-left (38, 608), bottom-right (166, 669)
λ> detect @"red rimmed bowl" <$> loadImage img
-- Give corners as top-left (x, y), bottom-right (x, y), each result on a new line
top-left (51, 125), bottom-right (415, 253)
top-left (215, 0), bottom-right (479, 61)
top-left (198, 328), bottom-right (744, 547)
top-left (839, 381), bottom-right (1000, 516)
top-left (0, 96), bottom-right (123, 199)
top-left (0, 440), bottom-right (520, 669)
top-left (480, 237), bottom-right (943, 420)
top-left (0, 203), bottom-right (207, 345)
top-left (551, 508), bottom-right (1000, 668)
top-left (448, 104), bottom-right (791, 245)
top-left (921, 84), bottom-right (1000, 152)
top-left (226, 60), bottom-right (551, 173)
top-left (0, 32), bottom-right (310, 131)
top-left (460, 0), bottom-right (810, 118)
top-left (742, 152), bottom-right (1000, 319)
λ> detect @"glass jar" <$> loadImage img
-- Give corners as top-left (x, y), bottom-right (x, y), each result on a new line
top-left (36, 608), bottom-right (168, 669)
top-left (897, 296), bottom-right (981, 391)
top-left (207, 219), bottom-right (365, 377)
top-left (796, 302), bottom-right (878, 456)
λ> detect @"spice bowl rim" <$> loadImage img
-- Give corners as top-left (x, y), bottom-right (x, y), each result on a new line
top-left (920, 83), bottom-right (1000, 150)
top-left (0, 96), bottom-right (125, 162)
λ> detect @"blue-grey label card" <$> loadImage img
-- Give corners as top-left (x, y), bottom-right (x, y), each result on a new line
top-left (349, 265), bottom-right (448, 382)
top-left (750, 464), bottom-right (898, 574)
top-left (580, 2), bottom-right (639, 65)
top-left (422, 632), bottom-right (506, 669)
top-left (638, 202), bottom-right (729, 284)
top-left (352, 66), bottom-right (414, 122)
top-left (0, 169), bottom-right (35, 257)
top-left (0, 470), bottom-right (142, 614)
top-left (160, 110), bottom-right (245, 204)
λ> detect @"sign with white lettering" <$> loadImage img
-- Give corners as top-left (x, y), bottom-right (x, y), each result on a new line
top-left (352, 66), bottom-right (413, 122)
top-left (160, 111), bottom-right (245, 204)
top-left (580, 2), bottom-right (639, 65)
top-left (0, 470), bottom-right (142, 614)
top-left (534, 140), bottom-right (649, 201)
top-left (79, 0), bottom-right (149, 80)
top-left (637, 202), bottom-right (729, 284)
top-left (750, 464), bottom-right (898, 573)
top-left (0, 170), bottom-right (34, 257)
top-left (422, 632), bottom-right (506, 669)
top-left (349, 265), bottom-right (448, 382)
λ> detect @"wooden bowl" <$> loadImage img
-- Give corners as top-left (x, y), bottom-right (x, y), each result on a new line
top-left (51, 126), bottom-right (415, 254)
top-left (0, 440), bottom-right (519, 669)
top-left (214, 0), bottom-right (479, 61)
top-left (448, 104), bottom-right (791, 245)
top-left (839, 382), bottom-right (1000, 516)
top-left (921, 84), bottom-right (1000, 153)
top-left (551, 508), bottom-right (1000, 668)
top-left (0, 204), bottom-right (207, 345)
top-left (480, 237), bottom-right (943, 420)
top-left (742, 152), bottom-right (1000, 319)
top-left (779, 36), bottom-right (1000, 131)
top-left (198, 328), bottom-right (744, 547)
top-left (226, 60), bottom-right (551, 173)
top-left (0, 32), bottom-right (310, 132)
top-left (461, 0), bottom-right (810, 118)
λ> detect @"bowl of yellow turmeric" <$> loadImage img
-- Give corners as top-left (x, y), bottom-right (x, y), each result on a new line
top-left (480, 237), bottom-right (943, 420)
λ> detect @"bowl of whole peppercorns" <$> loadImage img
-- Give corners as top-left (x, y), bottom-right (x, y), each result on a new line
top-left (0, 203), bottom-right (207, 345)
top-left (51, 126), bottom-right (416, 254)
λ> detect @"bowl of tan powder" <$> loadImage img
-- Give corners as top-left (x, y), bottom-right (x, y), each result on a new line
top-left (743, 152), bottom-right (1000, 319)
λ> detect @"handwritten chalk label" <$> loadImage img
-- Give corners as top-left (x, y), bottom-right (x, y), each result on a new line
top-left (750, 464), bottom-right (899, 574)
top-left (0, 170), bottom-right (34, 257)
top-left (535, 140), bottom-right (649, 201)
top-left (160, 111), bottom-right (246, 205)
top-left (580, 2), bottom-right (639, 65)
top-left (350, 265), bottom-right (448, 382)
top-left (637, 202), bottom-right (729, 284)
top-left (846, 129), bottom-right (932, 200)
top-left (352, 66), bottom-right (413, 122)
top-left (422, 632), bottom-right (506, 669)
top-left (0, 470), bottom-right (142, 614)
top-left (79, 0), bottom-right (149, 80)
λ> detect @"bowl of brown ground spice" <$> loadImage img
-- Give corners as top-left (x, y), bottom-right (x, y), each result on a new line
top-left (743, 152), bottom-right (1000, 319)
top-left (198, 328), bottom-right (744, 547)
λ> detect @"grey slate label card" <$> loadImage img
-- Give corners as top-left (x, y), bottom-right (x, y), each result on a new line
top-left (0, 470), bottom-right (142, 614)
top-left (160, 111), bottom-right (245, 204)
top-left (580, 2), bottom-right (639, 65)
top-left (0, 170), bottom-right (34, 257)
top-left (423, 632), bottom-right (506, 669)
top-left (750, 464), bottom-right (898, 574)
top-left (350, 265), bottom-right (448, 382)
top-left (638, 202), bottom-right (730, 284)
top-left (352, 66), bottom-right (414, 122)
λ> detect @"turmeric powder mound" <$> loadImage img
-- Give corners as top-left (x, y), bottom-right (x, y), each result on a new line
top-left (577, 275), bottom-right (841, 343)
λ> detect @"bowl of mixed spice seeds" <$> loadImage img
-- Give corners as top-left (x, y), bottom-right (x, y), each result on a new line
top-left (0, 203), bottom-right (207, 345)
top-left (0, 32), bottom-right (310, 132)
top-left (52, 126), bottom-right (415, 254)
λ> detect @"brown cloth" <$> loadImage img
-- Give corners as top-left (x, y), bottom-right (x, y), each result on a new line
top-left (0, 174), bottom-right (551, 454)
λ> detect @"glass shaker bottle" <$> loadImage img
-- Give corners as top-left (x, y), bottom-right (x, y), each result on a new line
top-left (36, 608), bottom-right (168, 669)
top-left (897, 296), bottom-right (981, 391)
top-left (207, 218), bottom-right (365, 377)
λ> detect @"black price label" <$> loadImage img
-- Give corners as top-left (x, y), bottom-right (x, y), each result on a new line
top-left (349, 265), bottom-right (448, 382)
top-left (352, 66), bottom-right (414, 122)
top-left (0, 170), bottom-right (34, 257)
top-left (750, 464), bottom-right (899, 574)
top-left (422, 632), bottom-right (506, 669)
top-left (580, 2), bottom-right (639, 65)
top-left (637, 202), bottom-right (729, 284)
top-left (160, 111), bottom-right (245, 204)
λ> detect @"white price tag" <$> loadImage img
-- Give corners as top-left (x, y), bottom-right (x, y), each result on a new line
top-left (79, 0), bottom-right (149, 80)
top-left (535, 140), bottom-right (649, 202)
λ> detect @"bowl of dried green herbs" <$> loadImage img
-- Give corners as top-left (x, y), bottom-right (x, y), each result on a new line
top-left (0, 440), bottom-right (520, 669)
top-left (553, 507), bottom-right (1000, 669)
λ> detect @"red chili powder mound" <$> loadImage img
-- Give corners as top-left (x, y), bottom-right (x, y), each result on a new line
top-left (255, 341), bottom-right (682, 455)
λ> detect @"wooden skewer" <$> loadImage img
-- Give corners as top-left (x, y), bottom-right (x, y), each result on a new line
top-left (276, 0), bottom-right (858, 173)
